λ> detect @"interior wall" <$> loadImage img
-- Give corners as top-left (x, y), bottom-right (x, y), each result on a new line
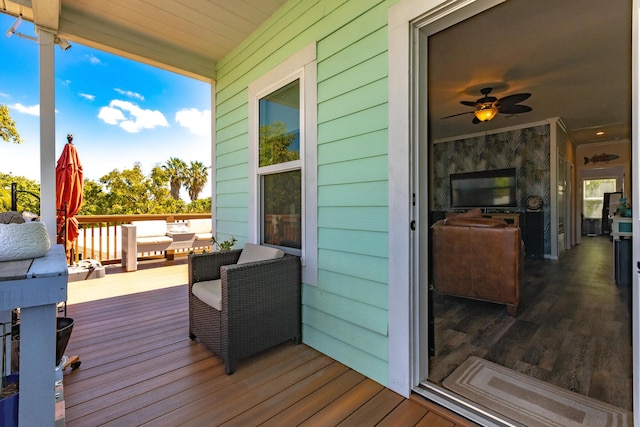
top-left (576, 139), bottom-right (632, 203)
top-left (432, 123), bottom-right (552, 254)
top-left (555, 121), bottom-right (575, 252)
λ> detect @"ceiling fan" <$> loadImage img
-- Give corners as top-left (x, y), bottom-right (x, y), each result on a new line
top-left (442, 87), bottom-right (532, 123)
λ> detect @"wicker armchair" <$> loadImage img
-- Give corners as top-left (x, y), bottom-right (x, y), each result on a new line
top-left (188, 245), bottom-right (301, 374)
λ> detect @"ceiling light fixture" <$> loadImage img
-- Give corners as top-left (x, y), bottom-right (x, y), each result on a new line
top-left (596, 131), bottom-right (605, 136)
top-left (55, 37), bottom-right (72, 50)
top-left (474, 103), bottom-right (498, 122)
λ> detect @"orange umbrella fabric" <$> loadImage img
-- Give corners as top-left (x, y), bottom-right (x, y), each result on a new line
top-left (56, 139), bottom-right (84, 256)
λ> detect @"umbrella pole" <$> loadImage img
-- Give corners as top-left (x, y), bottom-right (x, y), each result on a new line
top-left (64, 202), bottom-right (72, 266)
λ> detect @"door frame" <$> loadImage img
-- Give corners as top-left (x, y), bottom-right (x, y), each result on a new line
top-left (631, 1), bottom-right (640, 420)
top-left (387, 0), bottom-right (506, 403)
top-left (388, 0), bottom-right (640, 425)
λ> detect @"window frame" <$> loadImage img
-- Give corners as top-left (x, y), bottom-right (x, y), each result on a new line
top-left (248, 44), bottom-right (317, 285)
top-left (582, 177), bottom-right (617, 219)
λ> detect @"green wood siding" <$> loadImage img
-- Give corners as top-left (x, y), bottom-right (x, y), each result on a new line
top-left (214, 0), bottom-right (396, 385)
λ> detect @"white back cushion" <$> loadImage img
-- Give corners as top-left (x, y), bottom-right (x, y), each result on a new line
top-left (187, 219), bottom-right (212, 234)
top-left (132, 220), bottom-right (167, 238)
top-left (237, 243), bottom-right (284, 264)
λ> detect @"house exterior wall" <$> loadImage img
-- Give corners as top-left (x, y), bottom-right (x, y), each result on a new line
top-left (214, 0), bottom-right (397, 385)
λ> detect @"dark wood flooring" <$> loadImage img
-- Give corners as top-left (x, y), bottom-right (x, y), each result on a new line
top-left (428, 235), bottom-right (632, 411)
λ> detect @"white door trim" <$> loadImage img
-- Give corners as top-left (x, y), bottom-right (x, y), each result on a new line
top-left (631, 1), bottom-right (639, 424)
top-left (387, 0), bottom-right (506, 397)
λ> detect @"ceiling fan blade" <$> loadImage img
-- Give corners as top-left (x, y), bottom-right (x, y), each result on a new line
top-left (472, 116), bottom-right (481, 124)
top-left (498, 104), bottom-right (532, 114)
top-left (460, 100), bottom-right (477, 106)
top-left (441, 111), bottom-right (474, 119)
top-left (496, 93), bottom-right (531, 106)
top-left (478, 96), bottom-right (497, 104)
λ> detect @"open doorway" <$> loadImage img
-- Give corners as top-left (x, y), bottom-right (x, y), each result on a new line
top-left (411, 0), bottom-right (633, 422)
top-left (580, 167), bottom-right (626, 236)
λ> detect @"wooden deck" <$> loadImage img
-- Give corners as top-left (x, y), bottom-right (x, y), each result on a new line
top-left (63, 259), bottom-right (476, 426)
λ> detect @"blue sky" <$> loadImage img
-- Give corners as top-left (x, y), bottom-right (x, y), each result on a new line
top-left (0, 13), bottom-right (212, 200)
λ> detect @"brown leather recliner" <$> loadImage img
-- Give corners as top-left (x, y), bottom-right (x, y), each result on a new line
top-left (431, 216), bottom-right (524, 315)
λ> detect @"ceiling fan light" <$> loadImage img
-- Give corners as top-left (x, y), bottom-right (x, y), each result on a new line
top-left (474, 104), bottom-right (498, 122)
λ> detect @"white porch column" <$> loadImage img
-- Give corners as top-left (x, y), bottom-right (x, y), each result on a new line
top-left (39, 29), bottom-right (57, 241)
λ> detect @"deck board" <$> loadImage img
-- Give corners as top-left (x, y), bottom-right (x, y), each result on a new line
top-left (63, 260), bottom-right (476, 426)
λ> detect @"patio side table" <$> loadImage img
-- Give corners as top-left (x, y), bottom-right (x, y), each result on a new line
top-left (0, 244), bottom-right (67, 426)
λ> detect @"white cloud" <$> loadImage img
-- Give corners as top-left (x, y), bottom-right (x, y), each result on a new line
top-left (9, 103), bottom-right (39, 116)
top-left (79, 93), bottom-right (95, 101)
top-left (114, 88), bottom-right (144, 101)
top-left (97, 105), bottom-right (126, 124)
top-left (98, 99), bottom-right (168, 133)
top-left (175, 108), bottom-right (211, 136)
top-left (86, 54), bottom-right (102, 65)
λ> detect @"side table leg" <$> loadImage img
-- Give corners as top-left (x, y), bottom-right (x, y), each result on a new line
top-left (19, 303), bottom-right (56, 426)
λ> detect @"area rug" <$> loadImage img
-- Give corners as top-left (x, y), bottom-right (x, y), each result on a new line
top-left (443, 356), bottom-right (631, 426)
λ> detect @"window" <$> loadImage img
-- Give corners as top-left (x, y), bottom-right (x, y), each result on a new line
top-left (259, 79), bottom-right (302, 249)
top-left (248, 44), bottom-right (317, 285)
top-left (583, 178), bottom-right (617, 218)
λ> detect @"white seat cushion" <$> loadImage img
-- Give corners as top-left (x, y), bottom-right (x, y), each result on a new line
top-left (136, 236), bottom-right (172, 245)
top-left (192, 279), bottom-right (222, 311)
top-left (237, 243), bottom-right (284, 264)
top-left (194, 232), bottom-right (213, 241)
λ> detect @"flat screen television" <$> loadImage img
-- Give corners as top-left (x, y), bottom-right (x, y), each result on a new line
top-left (450, 168), bottom-right (517, 209)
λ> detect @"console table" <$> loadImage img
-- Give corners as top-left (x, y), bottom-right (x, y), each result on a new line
top-left (482, 212), bottom-right (520, 227)
top-left (611, 216), bottom-right (632, 286)
top-left (0, 244), bottom-right (67, 426)
top-left (611, 216), bottom-right (632, 240)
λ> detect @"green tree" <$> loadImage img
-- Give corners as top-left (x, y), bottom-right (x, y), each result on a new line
top-left (0, 105), bottom-right (23, 144)
top-left (187, 197), bottom-right (211, 213)
top-left (0, 169), bottom-right (212, 217)
top-left (97, 162), bottom-right (185, 214)
top-left (259, 121), bottom-right (301, 243)
top-left (185, 161), bottom-right (209, 202)
top-left (0, 173), bottom-right (39, 213)
top-left (79, 179), bottom-right (107, 215)
top-left (259, 121), bottom-right (299, 167)
top-left (162, 157), bottom-right (187, 200)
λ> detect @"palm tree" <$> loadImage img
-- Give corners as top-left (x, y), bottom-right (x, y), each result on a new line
top-left (185, 161), bottom-right (209, 202)
top-left (162, 157), bottom-right (187, 200)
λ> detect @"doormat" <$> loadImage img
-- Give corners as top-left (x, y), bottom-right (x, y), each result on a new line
top-left (443, 356), bottom-right (631, 426)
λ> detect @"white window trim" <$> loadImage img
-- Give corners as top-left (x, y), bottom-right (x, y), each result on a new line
top-left (248, 43), bottom-right (317, 286)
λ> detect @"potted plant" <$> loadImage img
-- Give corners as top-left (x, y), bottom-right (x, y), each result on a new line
top-left (211, 235), bottom-right (237, 252)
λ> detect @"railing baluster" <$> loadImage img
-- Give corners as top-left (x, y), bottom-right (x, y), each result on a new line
top-left (73, 214), bottom-right (211, 265)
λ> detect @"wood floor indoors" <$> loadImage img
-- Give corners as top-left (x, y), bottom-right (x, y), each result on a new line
top-left (428, 235), bottom-right (632, 411)
top-left (62, 259), bottom-right (477, 426)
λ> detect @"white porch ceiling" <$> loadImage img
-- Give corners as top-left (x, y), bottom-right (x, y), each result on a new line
top-left (1, 0), bottom-right (288, 81)
top-left (1, 0), bottom-right (632, 145)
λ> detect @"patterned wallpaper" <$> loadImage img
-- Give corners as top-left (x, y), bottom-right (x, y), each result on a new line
top-left (432, 124), bottom-right (551, 253)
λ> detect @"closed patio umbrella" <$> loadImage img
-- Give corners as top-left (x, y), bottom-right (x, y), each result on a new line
top-left (56, 134), bottom-right (84, 261)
